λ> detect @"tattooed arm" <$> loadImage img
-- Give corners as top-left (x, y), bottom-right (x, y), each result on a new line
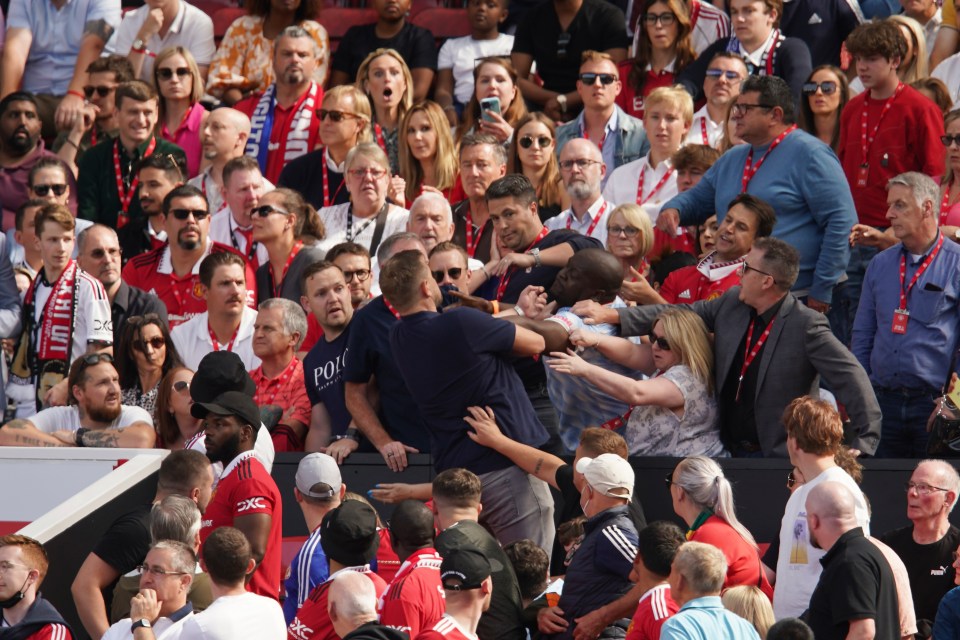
top-left (51, 422), bottom-right (157, 448)
top-left (0, 419), bottom-right (73, 447)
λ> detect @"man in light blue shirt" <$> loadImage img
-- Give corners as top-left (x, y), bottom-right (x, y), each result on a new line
top-left (661, 542), bottom-right (760, 640)
top-left (852, 172), bottom-right (960, 458)
top-left (1, 0), bottom-right (121, 139)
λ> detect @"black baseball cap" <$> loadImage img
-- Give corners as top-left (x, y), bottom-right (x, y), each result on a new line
top-left (320, 501), bottom-right (381, 567)
top-left (191, 390), bottom-right (261, 430)
top-left (440, 548), bottom-right (493, 591)
top-left (191, 351), bottom-right (255, 402)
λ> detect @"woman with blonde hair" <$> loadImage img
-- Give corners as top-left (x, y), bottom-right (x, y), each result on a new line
top-left (508, 112), bottom-right (569, 221)
top-left (668, 456), bottom-right (773, 597)
top-left (722, 586), bottom-right (776, 638)
top-left (356, 48), bottom-right (414, 176)
top-left (456, 57), bottom-right (527, 146)
top-left (153, 47), bottom-right (208, 178)
top-left (604, 203), bottom-right (654, 293)
top-left (940, 109), bottom-right (960, 237)
top-left (549, 308), bottom-right (722, 457)
top-left (399, 101), bottom-right (457, 204)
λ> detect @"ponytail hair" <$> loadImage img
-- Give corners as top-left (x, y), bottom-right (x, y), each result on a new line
top-left (675, 456), bottom-right (758, 550)
top-left (266, 188), bottom-right (325, 243)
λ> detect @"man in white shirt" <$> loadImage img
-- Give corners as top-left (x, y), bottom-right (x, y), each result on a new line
top-left (112, 0), bottom-right (215, 81)
top-left (683, 53), bottom-right (747, 149)
top-left (773, 396), bottom-right (870, 619)
top-left (188, 109), bottom-right (256, 216)
top-left (0, 353), bottom-right (156, 448)
top-left (207, 156), bottom-right (272, 270)
top-left (545, 139), bottom-right (609, 246)
top-left (171, 251), bottom-right (260, 372)
top-left (102, 541), bottom-right (196, 640)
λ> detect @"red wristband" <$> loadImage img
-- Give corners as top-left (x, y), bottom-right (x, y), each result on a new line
top-left (66, 90), bottom-right (85, 100)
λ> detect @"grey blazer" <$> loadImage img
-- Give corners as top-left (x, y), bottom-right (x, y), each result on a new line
top-left (618, 288), bottom-right (882, 457)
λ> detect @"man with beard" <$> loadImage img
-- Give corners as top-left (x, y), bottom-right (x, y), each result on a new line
top-left (0, 535), bottom-right (74, 639)
top-left (0, 353), bottom-right (155, 447)
top-left (77, 81), bottom-right (186, 230)
top-left (171, 251), bottom-right (260, 372)
top-left (117, 153), bottom-right (185, 262)
top-left (450, 135), bottom-right (507, 265)
top-left (0, 93), bottom-right (79, 230)
top-left (208, 156), bottom-right (271, 271)
top-left (195, 390), bottom-right (283, 601)
top-left (122, 185), bottom-right (256, 328)
top-left (544, 139), bottom-right (610, 245)
top-left (188, 108), bottom-right (256, 215)
top-left (77, 224), bottom-right (167, 346)
top-left (236, 27), bottom-right (322, 184)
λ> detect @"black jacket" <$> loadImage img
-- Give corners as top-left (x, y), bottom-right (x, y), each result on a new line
top-left (0, 596), bottom-right (74, 640)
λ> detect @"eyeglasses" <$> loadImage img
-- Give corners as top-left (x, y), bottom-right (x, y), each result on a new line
top-left (133, 336), bottom-right (166, 352)
top-left (252, 205), bottom-right (289, 217)
top-left (802, 81), bottom-right (838, 96)
top-left (83, 85), bottom-right (116, 98)
top-left (432, 267), bottom-right (463, 283)
top-left (705, 68), bottom-right (743, 81)
top-left (342, 268), bottom-right (371, 282)
top-left (559, 158), bottom-right (602, 171)
top-left (318, 109), bottom-right (361, 122)
top-left (89, 246), bottom-right (121, 260)
top-left (731, 103), bottom-right (774, 117)
top-left (173, 380), bottom-right (191, 394)
top-left (519, 135), bottom-right (553, 149)
top-left (347, 167), bottom-right (388, 180)
top-left (157, 67), bottom-right (190, 81)
top-left (578, 73), bottom-right (617, 86)
top-left (32, 183), bottom-right (68, 197)
top-left (0, 561), bottom-right (31, 574)
top-left (942, 135), bottom-right (960, 147)
top-left (608, 225), bottom-right (640, 238)
top-left (740, 260), bottom-right (774, 279)
top-left (136, 564), bottom-right (189, 577)
top-left (904, 481), bottom-right (950, 495)
top-left (643, 12), bottom-right (676, 25)
top-left (648, 332), bottom-right (671, 351)
top-left (664, 472), bottom-right (675, 488)
top-left (169, 209), bottom-right (209, 221)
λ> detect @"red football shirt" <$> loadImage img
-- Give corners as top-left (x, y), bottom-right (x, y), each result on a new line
top-left (200, 451), bottom-right (283, 600)
top-left (625, 584), bottom-right (678, 640)
top-left (659, 261), bottom-right (741, 304)
top-left (288, 567), bottom-right (388, 640)
top-left (378, 549), bottom-right (446, 638)
top-left (415, 615), bottom-right (479, 640)
top-left (251, 357), bottom-right (312, 452)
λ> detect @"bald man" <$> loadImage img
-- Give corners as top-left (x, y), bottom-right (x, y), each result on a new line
top-left (804, 482), bottom-right (899, 640)
top-left (328, 572), bottom-right (405, 640)
top-left (188, 108), bottom-right (253, 214)
top-left (545, 139), bottom-right (609, 246)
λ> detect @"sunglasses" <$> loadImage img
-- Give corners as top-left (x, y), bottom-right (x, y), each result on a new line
top-left (81, 353), bottom-right (114, 365)
top-left (318, 109), bottom-right (361, 122)
top-left (802, 81), bottom-right (838, 95)
top-left (157, 67), bottom-right (190, 81)
top-left (432, 267), bottom-right (463, 283)
top-left (664, 472), bottom-right (674, 488)
top-left (578, 73), bottom-right (617, 86)
top-left (519, 135), bottom-right (552, 149)
top-left (173, 380), bottom-right (190, 393)
top-left (648, 332), bottom-right (671, 351)
top-left (786, 470), bottom-right (797, 489)
top-left (169, 208), bottom-right (209, 221)
top-left (705, 68), bottom-right (743, 81)
top-left (134, 336), bottom-right (166, 352)
top-left (342, 269), bottom-right (371, 282)
top-left (83, 85), bottom-right (116, 98)
top-left (252, 205), bottom-right (290, 217)
top-left (32, 184), bottom-right (67, 197)
top-left (943, 135), bottom-right (960, 147)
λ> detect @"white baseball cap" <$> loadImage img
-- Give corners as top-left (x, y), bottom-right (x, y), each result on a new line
top-left (295, 453), bottom-right (342, 498)
top-left (575, 453), bottom-right (634, 500)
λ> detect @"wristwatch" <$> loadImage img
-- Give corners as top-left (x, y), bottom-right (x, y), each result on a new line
top-left (530, 248), bottom-right (542, 268)
top-left (555, 94), bottom-right (568, 114)
top-left (131, 38), bottom-right (147, 53)
top-left (131, 619), bottom-right (152, 633)
top-left (75, 428), bottom-right (89, 447)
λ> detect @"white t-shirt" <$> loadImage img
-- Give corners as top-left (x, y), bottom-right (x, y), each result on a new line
top-left (602, 154), bottom-right (678, 225)
top-left (437, 34), bottom-right (516, 105)
top-left (111, 1), bottom-right (216, 80)
top-left (316, 203), bottom-right (409, 255)
top-left (773, 465), bottom-right (870, 619)
top-left (544, 196), bottom-right (611, 247)
top-left (170, 307), bottom-right (261, 373)
top-left (102, 611), bottom-right (193, 640)
top-left (30, 405), bottom-right (154, 433)
top-left (160, 593), bottom-right (286, 640)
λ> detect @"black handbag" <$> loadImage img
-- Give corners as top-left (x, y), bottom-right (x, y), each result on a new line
top-left (927, 408), bottom-right (960, 457)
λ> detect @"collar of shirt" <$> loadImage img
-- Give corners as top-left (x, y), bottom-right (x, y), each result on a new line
top-left (750, 294), bottom-right (785, 325)
top-left (324, 147), bottom-right (345, 173)
top-left (696, 251), bottom-right (745, 280)
top-left (563, 195), bottom-right (606, 228)
top-left (113, 281), bottom-right (132, 314)
top-left (167, 602), bottom-right (194, 623)
top-left (157, 238), bottom-right (213, 275)
top-left (741, 29), bottom-right (779, 67)
top-left (819, 527), bottom-right (865, 568)
top-left (693, 105), bottom-right (720, 129)
top-left (219, 449), bottom-right (259, 479)
top-left (202, 307), bottom-right (257, 349)
top-left (679, 595), bottom-right (724, 612)
top-left (168, 1), bottom-right (188, 34)
top-left (644, 57), bottom-right (677, 74)
top-left (577, 108), bottom-right (619, 141)
top-left (147, 221), bottom-right (168, 243)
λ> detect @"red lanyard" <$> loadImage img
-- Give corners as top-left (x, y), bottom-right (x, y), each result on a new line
top-left (269, 240), bottom-right (303, 298)
top-left (861, 83), bottom-right (904, 164)
top-left (496, 226), bottom-right (549, 301)
top-left (735, 315), bottom-right (776, 401)
top-left (582, 123), bottom-right (606, 151)
top-left (90, 127), bottom-right (97, 148)
top-left (208, 323), bottom-right (239, 352)
top-left (465, 206), bottom-right (488, 258)
top-left (636, 163), bottom-right (675, 205)
top-left (373, 124), bottom-right (387, 154)
top-left (741, 125), bottom-right (796, 193)
top-left (763, 31), bottom-right (779, 77)
top-left (321, 148), bottom-right (345, 207)
top-left (941, 186), bottom-right (956, 226)
top-left (699, 117), bottom-right (710, 145)
top-left (257, 357), bottom-right (298, 407)
top-left (566, 201), bottom-right (607, 237)
top-left (898, 233), bottom-right (944, 311)
top-left (114, 137), bottom-right (157, 227)
top-left (383, 297), bottom-right (401, 319)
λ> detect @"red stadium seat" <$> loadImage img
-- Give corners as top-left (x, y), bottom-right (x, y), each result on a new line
top-left (409, 0), bottom-right (444, 18)
top-left (318, 8), bottom-right (378, 52)
top-left (212, 7), bottom-right (247, 42)
top-left (410, 7), bottom-right (471, 42)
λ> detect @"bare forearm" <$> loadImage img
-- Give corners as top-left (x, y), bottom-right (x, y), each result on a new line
top-left (69, 36), bottom-right (105, 93)
top-left (0, 421), bottom-right (71, 447)
top-left (81, 424), bottom-right (156, 448)
top-left (577, 362), bottom-right (652, 406)
top-left (485, 433), bottom-right (564, 488)
top-left (345, 383), bottom-right (392, 448)
top-left (0, 48), bottom-right (27, 98)
top-left (596, 583), bottom-right (646, 626)
top-left (71, 582), bottom-right (110, 638)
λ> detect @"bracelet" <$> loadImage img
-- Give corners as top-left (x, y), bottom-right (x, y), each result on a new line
top-left (480, 265), bottom-right (490, 280)
top-left (514, 305), bottom-right (525, 317)
top-left (66, 90), bottom-right (85, 100)
top-left (75, 428), bottom-right (89, 447)
top-left (491, 300), bottom-right (500, 315)
top-left (64, 138), bottom-right (80, 150)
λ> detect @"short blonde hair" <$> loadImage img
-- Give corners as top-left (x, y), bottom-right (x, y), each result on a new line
top-left (344, 142), bottom-right (391, 174)
top-left (722, 586), bottom-right (775, 639)
top-left (654, 308), bottom-right (713, 392)
top-left (644, 86), bottom-right (695, 127)
top-left (606, 203), bottom-right (654, 258)
top-left (324, 85), bottom-right (373, 143)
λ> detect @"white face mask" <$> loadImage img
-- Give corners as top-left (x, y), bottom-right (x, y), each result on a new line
top-left (580, 486), bottom-right (593, 516)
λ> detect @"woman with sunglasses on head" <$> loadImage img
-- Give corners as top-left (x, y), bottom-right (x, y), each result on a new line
top-left (508, 113), bottom-right (569, 222)
top-left (548, 307), bottom-right (723, 457)
top-left (115, 314), bottom-right (184, 417)
top-left (155, 367), bottom-right (201, 449)
top-left (356, 49), bottom-right (414, 179)
top-left (399, 101), bottom-right (458, 205)
top-left (617, 0), bottom-right (696, 120)
top-left (153, 47), bottom-right (208, 179)
top-left (456, 57), bottom-right (527, 146)
top-left (252, 188), bottom-right (326, 305)
top-left (667, 456), bottom-right (772, 597)
top-left (798, 66), bottom-right (849, 152)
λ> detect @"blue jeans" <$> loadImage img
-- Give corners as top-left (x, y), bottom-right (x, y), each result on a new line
top-left (831, 244), bottom-right (881, 347)
top-left (873, 386), bottom-right (940, 458)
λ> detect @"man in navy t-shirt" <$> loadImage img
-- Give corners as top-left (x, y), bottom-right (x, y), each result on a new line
top-left (381, 248), bottom-right (555, 555)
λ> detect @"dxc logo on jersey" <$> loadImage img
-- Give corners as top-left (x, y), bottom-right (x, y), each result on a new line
top-left (289, 618), bottom-right (313, 640)
top-left (237, 497), bottom-right (267, 512)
